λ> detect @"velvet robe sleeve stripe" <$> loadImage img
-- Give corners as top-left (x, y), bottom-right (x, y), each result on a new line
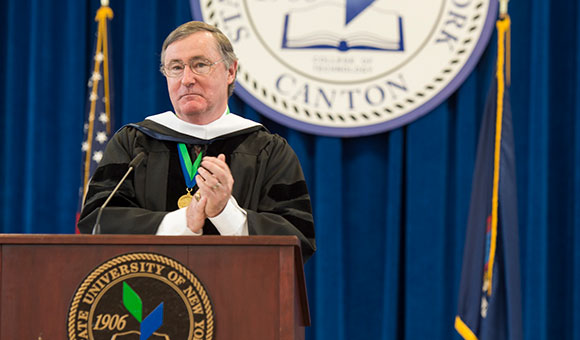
top-left (268, 181), bottom-right (310, 202)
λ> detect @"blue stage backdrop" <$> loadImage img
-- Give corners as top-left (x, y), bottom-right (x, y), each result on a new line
top-left (0, 0), bottom-right (579, 339)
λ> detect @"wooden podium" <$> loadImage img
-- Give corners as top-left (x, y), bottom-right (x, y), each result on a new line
top-left (0, 234), bottom-right (310, 339)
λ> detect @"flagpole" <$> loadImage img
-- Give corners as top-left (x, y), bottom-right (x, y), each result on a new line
top-left (82, 2), bottom-right (114, 202)
top-left (499, 0), bottom-right (508, 17)
top-left (499, 0), bottom-right (510, 85)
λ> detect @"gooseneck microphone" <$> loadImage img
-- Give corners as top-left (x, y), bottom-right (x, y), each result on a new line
top-left (92, 152), bottom-right (146, 234)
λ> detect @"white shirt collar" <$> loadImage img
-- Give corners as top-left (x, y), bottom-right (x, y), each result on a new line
top-left (145, 109), bottom-right (262, 140)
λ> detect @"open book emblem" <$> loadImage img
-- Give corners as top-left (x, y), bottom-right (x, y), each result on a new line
top-left (281, 2), bottom-right (405, 52)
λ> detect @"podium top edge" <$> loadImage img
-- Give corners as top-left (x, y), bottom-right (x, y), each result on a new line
top-left (0, 234), bottom-right (301, 247)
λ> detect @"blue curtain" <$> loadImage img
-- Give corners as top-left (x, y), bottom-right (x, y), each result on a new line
top-left (0, 0), bottom-right (578, 339)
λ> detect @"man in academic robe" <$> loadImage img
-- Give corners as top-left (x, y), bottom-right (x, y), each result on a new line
top-left (78, 21), bottom-right (315, 261)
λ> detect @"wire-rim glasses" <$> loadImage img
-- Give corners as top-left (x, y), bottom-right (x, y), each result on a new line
top-left (160, 58), bottom-right (225, 78)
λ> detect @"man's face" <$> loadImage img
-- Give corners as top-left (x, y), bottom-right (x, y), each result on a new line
top-left (163, 31), bottom-right (237, 125)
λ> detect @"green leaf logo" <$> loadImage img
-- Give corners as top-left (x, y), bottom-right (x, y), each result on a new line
top-left (123, 282), bottom-right (143, 322)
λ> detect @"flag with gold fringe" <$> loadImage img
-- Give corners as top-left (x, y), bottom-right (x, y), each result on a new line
top-left (454, 11), bottom-right (523, 340)
top-left (76, 1), bottom-right (114, 232)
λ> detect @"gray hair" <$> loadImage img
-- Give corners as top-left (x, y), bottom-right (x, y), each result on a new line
top-left (161, 21), bottom-right (238, 96)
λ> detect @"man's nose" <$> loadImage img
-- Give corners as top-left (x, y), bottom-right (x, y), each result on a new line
top-left (181, 66), bottom-right (197, 86)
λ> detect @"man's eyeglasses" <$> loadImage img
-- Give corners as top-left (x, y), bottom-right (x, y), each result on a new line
top-left (160, 58), bottom-right (225, 78)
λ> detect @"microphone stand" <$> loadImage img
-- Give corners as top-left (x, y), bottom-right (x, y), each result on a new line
top-left (92, 152), bottom-right (145, 234)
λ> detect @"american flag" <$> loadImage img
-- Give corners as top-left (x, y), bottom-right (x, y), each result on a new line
top-left (77, 4), bottom-right (114, 231)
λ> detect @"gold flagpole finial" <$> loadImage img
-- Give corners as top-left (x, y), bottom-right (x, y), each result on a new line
top-left (499, 0), bottom-right (509, 17)
top-left (96, 0), bottom-right (114, 21)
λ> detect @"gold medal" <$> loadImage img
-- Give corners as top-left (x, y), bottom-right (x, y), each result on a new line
top-left (177, 189), bottom-right (202, 208)
top-left (177, 192), bottom-right (192, 208)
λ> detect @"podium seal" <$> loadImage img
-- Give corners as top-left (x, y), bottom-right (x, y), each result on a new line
top-left (68, 252), bottom-right (214, 340)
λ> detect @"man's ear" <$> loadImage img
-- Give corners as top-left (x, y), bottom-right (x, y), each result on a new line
top-left (227, 60), bottom-right (238, 84)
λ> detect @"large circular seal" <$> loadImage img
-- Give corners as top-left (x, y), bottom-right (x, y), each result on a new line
top-left (191, 0), bottom-right (498, 137)
top-left (68, 252), bottom-right (214, 340)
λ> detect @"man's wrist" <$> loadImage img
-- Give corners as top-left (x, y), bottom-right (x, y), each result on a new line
top-left (157, 208), bottom-right (202, 236)
top-left (209, 196), bottom-right (248, 235)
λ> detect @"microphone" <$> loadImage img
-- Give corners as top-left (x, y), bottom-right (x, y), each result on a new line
top-left (92, 152), bottom-right (146, 234)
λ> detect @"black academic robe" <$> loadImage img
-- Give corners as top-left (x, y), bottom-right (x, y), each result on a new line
top-left (78, 118), bottom-right (316, 261)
